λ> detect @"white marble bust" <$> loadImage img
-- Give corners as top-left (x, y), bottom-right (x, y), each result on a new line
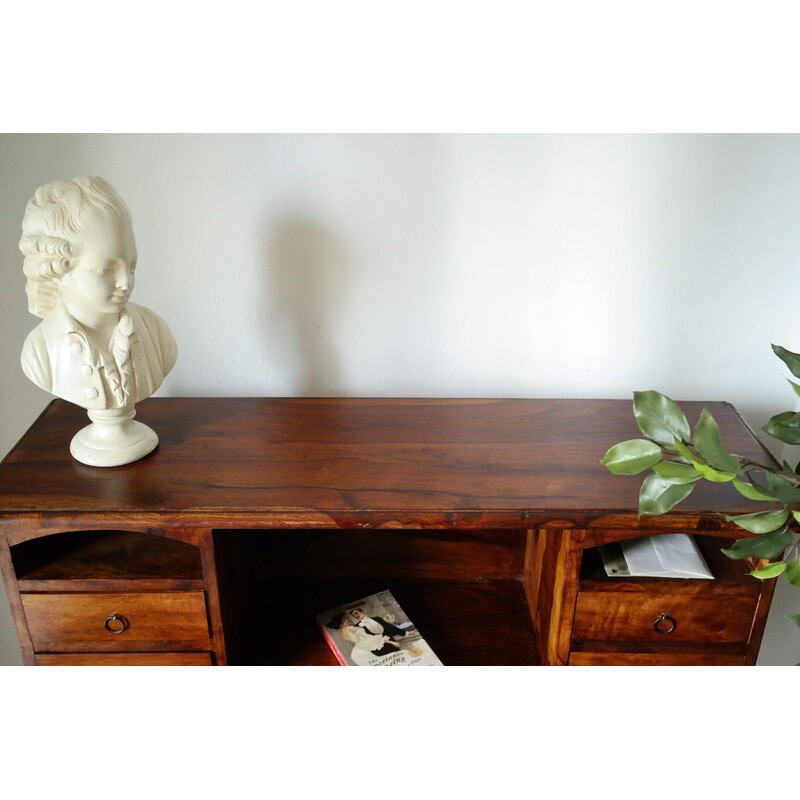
top-left (19, 176), bottom-right (177, 466)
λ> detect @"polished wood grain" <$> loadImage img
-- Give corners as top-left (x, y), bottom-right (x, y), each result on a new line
top-left (571, 592), bottom-right (757, 644)
top-left (0, 398), bottom-right (781, 666)
top-left (11, 529), bottom-right (203, 583)
top-left (213, 528), bottom-right (537, 665)
top-left (533, 528), bottom-right (771, 665)
top-left (526, 528), bottom-right (585, 666)
top-left (222, 577), bottom-right (539, 667)
top-left (222, 527), bottom-right (527, 581)
top-left (0, 397), bottom-right (776, 532)
top-left (578, 535), bottom-right (763, 594)
top-left (0, 534), bottom-right (34, 664)
top-left (21, 591), bottom-right (210, 649)
top-left (35, 652), bottom-right (213, 665)
top-left (569, 652), bottom-right (746, 666)
top-left (195, 529), bottom-right (227, 665)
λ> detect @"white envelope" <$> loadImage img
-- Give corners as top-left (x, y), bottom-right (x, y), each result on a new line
top-left (620, 533), bottom-right (714, 579)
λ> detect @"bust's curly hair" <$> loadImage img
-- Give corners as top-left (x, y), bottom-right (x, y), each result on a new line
top-left (19, 176), bottom-right (131, 318)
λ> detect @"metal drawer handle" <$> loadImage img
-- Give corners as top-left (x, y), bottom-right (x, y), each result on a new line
top-left (104, 613), bottom-right (129, 634)
top-left (653, 613), bottom-right (677, 635)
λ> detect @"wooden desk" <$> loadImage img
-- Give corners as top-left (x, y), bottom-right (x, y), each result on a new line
top-left (0, 397), bottom-right (777, 665)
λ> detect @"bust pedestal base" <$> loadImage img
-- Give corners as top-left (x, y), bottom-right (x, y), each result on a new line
top-left (70, 405), bottom-right (158, 467)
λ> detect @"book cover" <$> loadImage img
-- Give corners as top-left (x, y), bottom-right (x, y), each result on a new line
top-left (317, 589), bottom-right (443, 666)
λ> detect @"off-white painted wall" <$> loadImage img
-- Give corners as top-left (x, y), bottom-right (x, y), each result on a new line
top-left (1, 133), bottom-right (799, 666)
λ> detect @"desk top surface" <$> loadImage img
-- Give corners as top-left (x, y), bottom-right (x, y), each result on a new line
top-left (0, 397), bottom-right (774, 530)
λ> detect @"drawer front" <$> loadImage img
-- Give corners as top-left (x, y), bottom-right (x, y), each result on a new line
top-left (35, 652), bottom-right (213, 666)
top-left (572, 592), bottom-right (757, 644)
top-left (21, 592), bottom-right (210, 649)
top-left (569, 651), bottom-right (747, 666)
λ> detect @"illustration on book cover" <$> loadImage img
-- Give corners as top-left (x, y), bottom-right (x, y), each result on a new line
top-left (318, 589), bottom-right (443, 666)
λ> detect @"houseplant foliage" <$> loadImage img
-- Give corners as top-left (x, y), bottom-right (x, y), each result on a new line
top-left (601, 344), bottom-right (800, 627)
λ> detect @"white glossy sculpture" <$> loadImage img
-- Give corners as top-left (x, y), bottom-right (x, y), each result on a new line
top-left (19, 176), bottom-right (177, 467)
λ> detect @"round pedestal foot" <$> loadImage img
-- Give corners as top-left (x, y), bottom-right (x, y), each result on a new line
top-left (70, 406), bottom-right (158, 467)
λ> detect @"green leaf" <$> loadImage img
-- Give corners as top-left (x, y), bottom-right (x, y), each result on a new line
top-left (723, 508), bottom-right (788, 533)
top-left (785, 558), bottom-right (800, 588)
top-left (787, 614), bottom-right (800, 628)
top-left (788, 379), bottom-right (800, 400)
top-left (693, 406), bottom-right (741, 473)
top-left (721, 527), bottom-right (794, 560)
top-left (600, 439), bottom-right (664, 475)
top-left (748, 562), bottom-right (787, 580)
top-left (638, 473), bottom-right (696, 516)
top-left (693, 462), bottom-right (738, 482)
top-left (772, 344), bottom-right (800, 380)
top-left (766, 472), bottom-right (800, 505)
top-left (672, 441), bottom-right (736, 481)
top-left (651, 460), bottom-right (702, 484)
top-left (769, 411), bottom-right (800, 427)
top-left (793, 510), bottom-right (800, 526)
top-left (732, 477), bottom-right (777, 502)
top-left (633, 391), bottom-right (691, 448)
top-left (763, 411), bottom-right (800, 445)
top-left (674, 439), bottom-right (703, 465)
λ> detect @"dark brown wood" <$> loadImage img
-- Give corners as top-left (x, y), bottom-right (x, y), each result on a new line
top-left (223, 528), bottom-right (527, 581)
top-left (526, 528), bottom-right (585, 666)
top-left (21, 591), bottom-right (210, 650)
top-left (571, 592), bottom-right (757, 644)
top-left (35, 652), bottom-right (213, 665)
top-left (0, 533), bottom-right (35, 665)
top-left (0, 397), bottom-right (775, 531)
top-left (221, 576), bottom-right (539, 667)
top-left (212, 528), bottom-right (536, 666)
top-left (569, 652), bottom-right (746, 666)
top-left (744, 577), bottom-right (777, 666)
top-left (578, 535), bottom-right (762, 594)
top-left (568, 639), bottom-right (749, 656)
top-left (534, 529), bottom-right (774, 666)
top-left (11, 529), bottom-right (204, 583)
top-left (0, 397), bottom-right (783, 666)
top-left (194, 529), bottom-right (227, 665)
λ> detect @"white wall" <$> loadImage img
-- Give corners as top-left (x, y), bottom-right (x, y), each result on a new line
top-left (1, 133), bottom-right (799, 665)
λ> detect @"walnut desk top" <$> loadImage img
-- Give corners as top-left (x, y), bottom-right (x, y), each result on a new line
top-left (0, 396), bottom-right (771, 535)
top-left (0, 397), bottom-right (778, 666)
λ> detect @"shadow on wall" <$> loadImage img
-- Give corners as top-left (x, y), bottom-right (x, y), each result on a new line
top-left (265, 216), bottom-right (350, 396)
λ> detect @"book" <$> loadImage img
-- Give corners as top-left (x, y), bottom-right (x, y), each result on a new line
top-left (597, 533), bottom-right (714, 579)
top-left (317, 589), bottom-right (443, 666)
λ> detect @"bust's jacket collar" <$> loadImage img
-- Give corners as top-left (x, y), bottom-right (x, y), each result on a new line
top-left (44, 297), bottom-right (136, 407)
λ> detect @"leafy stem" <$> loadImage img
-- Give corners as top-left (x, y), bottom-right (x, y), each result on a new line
top-left (600, 344), bottom-right (800, 626)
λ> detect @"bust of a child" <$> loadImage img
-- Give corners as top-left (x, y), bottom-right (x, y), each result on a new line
top-left (19, 176), bottom-right (177, 466)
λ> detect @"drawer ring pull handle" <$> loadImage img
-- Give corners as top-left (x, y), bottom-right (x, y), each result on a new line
top-left (653, 613), bottom-right (677, 635)
top-left (104, 613), bottom-right (129, 634)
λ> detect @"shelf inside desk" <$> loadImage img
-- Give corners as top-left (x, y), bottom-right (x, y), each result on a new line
top-left (11, 529), bottom-right (205, 592)
top-left (213, 528), bottom-right (541, 666)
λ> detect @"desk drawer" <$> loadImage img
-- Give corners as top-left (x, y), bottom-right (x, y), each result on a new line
top-left (569, 651), bottom-right (747, 666)
top-left (21, 592), bottom-right (210, 650)
top-left (35, 652), bottom-right (213, 666)
top-left (572, 591), bottom-right (757, 645)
